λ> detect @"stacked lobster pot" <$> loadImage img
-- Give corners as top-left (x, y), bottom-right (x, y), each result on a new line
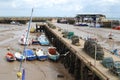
top-left (47, 22), bottom-right (56, 29)
top-left (71, 35), bottom-right (80, 46)
top-left (83, 39), bottom-right (104, 60)
top-left (62, 30), bottom-right (68, 38)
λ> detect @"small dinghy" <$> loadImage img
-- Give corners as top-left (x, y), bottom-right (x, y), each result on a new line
top-left (38, 33), bottom-right (50, 46)
top-left (31, 35), bottom-right (39, 45)
top-left (6, 52), bottom-right (16, 62)
top-left (35, 48), bottom-right (48, 61)
top-left (15, 52), bottom-right (25, 61)
top-left (18, 34), bottom-right (32, 45)
top-left (108, 33), bottom-right (113, 39)
top-left (48, 47), bottom-right (60, 61)
top-left (23, 49), bottom-right (36, 61)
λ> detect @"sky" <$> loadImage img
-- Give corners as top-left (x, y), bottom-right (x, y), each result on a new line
top-left (0, 0), bottom-right (120, 18)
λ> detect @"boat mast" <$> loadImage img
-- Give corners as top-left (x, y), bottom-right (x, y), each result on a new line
top-left (17, 8), bottom-right (34, 80)
top-left (24, 8), bottom-right (34, 50)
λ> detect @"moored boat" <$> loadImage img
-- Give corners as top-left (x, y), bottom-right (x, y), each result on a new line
top-left (15, 52), bottom-right (25, 61)
top-left (18, 34), bottom-right (32, 45)
top-left (31, 35), bottom-right (39, 45)
top-left (48, 47), bottom-right (60, 61)
top-left (74, 22), bottom-right (88, 26)
top-left (24, 49), bottom-right (36, 61)
top-left (108, 33), bottom-right (113, 39)
top-left (6, 52), bottom-right (16, 62)
top-left (35, 48), bottom-right (48, 61)
top-left (38, 33), bottom-right (50, 46)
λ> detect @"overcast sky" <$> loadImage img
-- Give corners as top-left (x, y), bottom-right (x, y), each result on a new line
top-left (0, 0), bottom-right (120, 18)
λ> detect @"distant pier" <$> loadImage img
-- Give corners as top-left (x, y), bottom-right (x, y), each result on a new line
top-left (0, 17), bottom-right (72, 24)
top-left (0, 16), bottom-right (119, 28)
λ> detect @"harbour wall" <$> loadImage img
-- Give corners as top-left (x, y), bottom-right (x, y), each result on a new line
top-left (36, 22), bottom-right (110, 80)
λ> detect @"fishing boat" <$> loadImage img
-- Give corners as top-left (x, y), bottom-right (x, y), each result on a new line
top-left (74, 22), bottom-right (88, 26)
top-left (24, 49), bottom-right (36, 61)
top-left (38, 33), bottom-right (50, 45)
top-left (15, 52), bottom-right (25, 61)
top-left (108, 33), bottom-right (113, 39)
top-left (47, 47), bottom-right (60, 61)
top-left (35, 48), bottom-right (48, 60)
top-left (31, 35), bottom-right (39, 45)
top-left (6, 52), bottom-right (16, 62)
top-left (18, 34), bottom-right (32, 45)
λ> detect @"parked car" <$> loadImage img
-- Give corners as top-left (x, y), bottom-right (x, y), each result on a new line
top-left (113, 26), bottom-right (120, 30)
